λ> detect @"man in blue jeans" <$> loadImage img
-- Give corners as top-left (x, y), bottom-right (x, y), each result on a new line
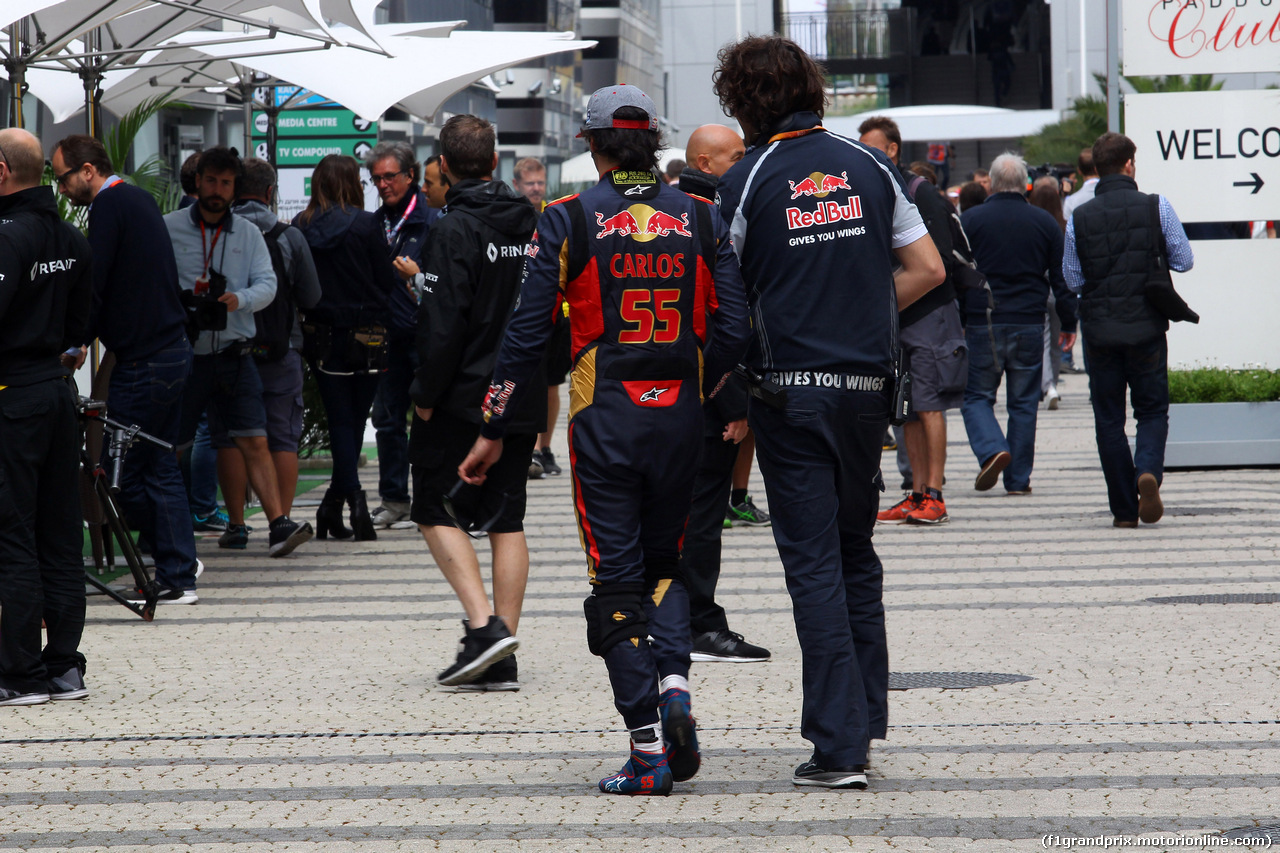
top-left (1062, 132), bottom-right (1193, 527)
top-left (54, 134), bottom-right (203, 603)
top-left (960, 152), bottom-right (1077, 494)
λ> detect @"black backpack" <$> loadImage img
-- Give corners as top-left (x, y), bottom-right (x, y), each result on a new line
top-left (251, 221), bottom-right (295, 362)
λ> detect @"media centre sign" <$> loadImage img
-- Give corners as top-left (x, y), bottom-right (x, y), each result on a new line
top-left (252, 107), bottom-right (378, 167)
top-left (1125, 90), bottom-right (1280, 221)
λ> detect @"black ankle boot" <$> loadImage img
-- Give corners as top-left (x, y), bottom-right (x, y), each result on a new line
top-left (315, 490), bottom-right (353, 540)
top-left (348, 489), bottom-right (377, 541)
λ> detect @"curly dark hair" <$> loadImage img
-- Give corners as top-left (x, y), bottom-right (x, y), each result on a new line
top-left (713, 36), bottom-right (827, 141)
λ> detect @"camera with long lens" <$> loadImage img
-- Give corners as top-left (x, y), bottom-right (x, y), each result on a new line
top-left (180, 268), bottom-right (229, 333)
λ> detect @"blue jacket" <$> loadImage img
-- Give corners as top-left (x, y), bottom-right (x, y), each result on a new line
top-left (164, 204), bottom-right (277, 355)
top-left (716, 112), bottom-right (928, 380)
top-left (960, 191), bottom-right (1077, 332)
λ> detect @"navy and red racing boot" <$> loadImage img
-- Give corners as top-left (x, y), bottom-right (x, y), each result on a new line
top-left (598, 746), bottom-right (674, 795)
top-left (659, 688), bottom-right (701, 782)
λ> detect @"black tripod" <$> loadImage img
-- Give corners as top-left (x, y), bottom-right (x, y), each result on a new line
top-left (78, 398), bottom-right (168, 621)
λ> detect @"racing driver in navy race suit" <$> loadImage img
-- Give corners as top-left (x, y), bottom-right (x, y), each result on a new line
top-left (458, 84), bottom-right (750, 795)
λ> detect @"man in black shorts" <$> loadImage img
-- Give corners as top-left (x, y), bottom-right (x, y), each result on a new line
top-left (409, 115), bottom-right (543, 691)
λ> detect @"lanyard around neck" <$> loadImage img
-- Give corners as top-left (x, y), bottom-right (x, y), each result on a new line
top-left (384, 193), bottom-right (418, 247)
top-left (200, 218), bottom-right (225, 275)
top-left (768, 125), bottom-right (826, 144)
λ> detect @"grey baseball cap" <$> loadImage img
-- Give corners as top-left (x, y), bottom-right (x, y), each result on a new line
top-left (577, 84), bottom-right (658, 137)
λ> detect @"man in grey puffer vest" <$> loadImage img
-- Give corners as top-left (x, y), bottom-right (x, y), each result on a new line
top-left (1062, 132), bottom-right (1194, 529)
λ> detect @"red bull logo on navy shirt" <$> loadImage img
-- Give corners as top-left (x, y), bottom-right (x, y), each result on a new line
top-left (785, 171), bottom-right (863, 231)
top-left (596, 205), bottom-right (693, 241)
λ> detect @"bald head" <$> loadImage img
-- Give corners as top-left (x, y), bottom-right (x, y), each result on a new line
top-left (0, 128), bottom-right (46, 192)
top-left (685, 125), bottom-right (745, 178)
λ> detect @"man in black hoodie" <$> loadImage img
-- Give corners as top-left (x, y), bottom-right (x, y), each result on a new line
top-left (409, 115), bottom-right (544, 691)
top-left (0, 128), bottom-right (93, 706)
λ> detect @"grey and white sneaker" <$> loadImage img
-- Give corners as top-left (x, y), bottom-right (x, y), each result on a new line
top-left (0, 686), bottom-right (50, 706)
top-left (370, 501), bottom-right (411, 528)
top-left (47, 667), bottom-right (89, 701)
top-left (793, 759), bottom-right (868, 789)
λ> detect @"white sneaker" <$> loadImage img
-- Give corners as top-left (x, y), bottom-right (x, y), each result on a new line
top-left (1046, 384), bottom-right (1060, 410)
top-left (194, 558), bottom-right (204, 580)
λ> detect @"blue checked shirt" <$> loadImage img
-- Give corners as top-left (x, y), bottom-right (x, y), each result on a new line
top-left (1062, 194), bottom-right (1194, 293)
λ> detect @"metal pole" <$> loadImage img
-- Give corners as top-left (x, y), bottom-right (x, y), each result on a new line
top-left (1106, 0), bottom-right (1120, 131)
top-left (6, 26), bottom-right (20, 128)
top-left (266, 85), bottom-right (278, 172)
top-left (240, 79), bottom-right (253, 158)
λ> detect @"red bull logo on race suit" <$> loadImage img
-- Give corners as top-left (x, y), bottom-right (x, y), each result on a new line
top-left (596, 204), bottom-right (692, 242)
top-left (785, 170), bottom-right (862, 231)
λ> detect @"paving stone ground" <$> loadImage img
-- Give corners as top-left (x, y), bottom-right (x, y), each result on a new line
top-left (4, 379), bottom-right (1279, 851)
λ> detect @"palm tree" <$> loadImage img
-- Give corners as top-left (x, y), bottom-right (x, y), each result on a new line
top-left (1022, 74), bottom-right (1220, 164)
top-left (46, 94), bottom-right (187, 228)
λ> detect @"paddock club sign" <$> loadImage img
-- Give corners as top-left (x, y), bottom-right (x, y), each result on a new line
top-left (1123, 0), bottom-right (1280, 75)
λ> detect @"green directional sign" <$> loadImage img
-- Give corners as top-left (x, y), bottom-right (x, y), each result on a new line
top-left (256, 137), bottom-right (377, 167)
top-left (252, 109), bottom-right (377, 139)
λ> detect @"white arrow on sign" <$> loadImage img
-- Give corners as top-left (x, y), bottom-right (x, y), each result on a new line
top-left (1124, 90), bottom-right (1280, 223)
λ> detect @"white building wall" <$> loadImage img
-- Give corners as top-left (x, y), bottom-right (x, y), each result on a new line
top-left (660, 0), bottom-right (773, 149)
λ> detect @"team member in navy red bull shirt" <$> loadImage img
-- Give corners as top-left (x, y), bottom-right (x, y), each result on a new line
top-left (458, 84), bottom-right (750, 795)
top-left (714, 36), bottom-right (945, 790)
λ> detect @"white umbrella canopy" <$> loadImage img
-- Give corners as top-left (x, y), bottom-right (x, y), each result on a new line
top-left (183, 28), bottom-right (596, 121)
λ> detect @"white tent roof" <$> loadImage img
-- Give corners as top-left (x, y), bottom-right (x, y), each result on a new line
top-left (179, 28), bottom-right (594, 121)
top-left (559, 148), bottom-right (687, 184)
top-left (824, 105), bottom-right (1062, 142)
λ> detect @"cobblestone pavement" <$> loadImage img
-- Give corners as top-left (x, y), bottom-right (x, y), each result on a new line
top-left (4, 381), bottom-right (1279, 851)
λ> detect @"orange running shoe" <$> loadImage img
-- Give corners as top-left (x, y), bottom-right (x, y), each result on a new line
top-left (877, 493), bottom-right (922, 524)
top-left (906, 495), bottom-right (950, 525)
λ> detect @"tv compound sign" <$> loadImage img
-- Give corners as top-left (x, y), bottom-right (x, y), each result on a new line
top-left (1125, 90), bottom-right (1280, 221)
top-left (1123, 0), bottom-right (1280, 75)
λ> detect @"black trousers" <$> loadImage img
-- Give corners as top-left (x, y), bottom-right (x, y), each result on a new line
top-left (679, 422), bottom-right (739, 635)
top-left (0, 378), bottom-right (86, 692)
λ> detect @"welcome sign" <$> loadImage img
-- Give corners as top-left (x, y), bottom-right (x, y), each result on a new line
top-left (1123, 0), bottom-right (1280, 75)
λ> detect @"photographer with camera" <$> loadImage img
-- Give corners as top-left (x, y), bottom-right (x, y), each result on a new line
top-left (52, 133), bottom-right (203, 604)
top-left (165, 147), bottom-right (313, 558)
top-left (0, 128), bottom-right (93, 705)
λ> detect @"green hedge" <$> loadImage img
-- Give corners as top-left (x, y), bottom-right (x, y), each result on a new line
top-left (1168, 368), bottom-right (1280, 404)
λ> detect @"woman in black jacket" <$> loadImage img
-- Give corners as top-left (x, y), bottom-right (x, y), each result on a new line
top-left (295, 155), bottom-right (396, 539)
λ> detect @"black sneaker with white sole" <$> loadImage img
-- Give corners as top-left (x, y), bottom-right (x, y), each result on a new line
top-left (268, 516), bottom-right (314, 557)
top-left (436, 616), bottom-right (519, 686)
top-left (47, 667), bottom-right (89, 701)
top-left (793, 759), bottom-right (868, 789)
top-left (126, 586), bottom-right (198, 605)
top-left (690, 629), bottom-right (771, 662)
top-left (454, 655), bottom-right (521, 692)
